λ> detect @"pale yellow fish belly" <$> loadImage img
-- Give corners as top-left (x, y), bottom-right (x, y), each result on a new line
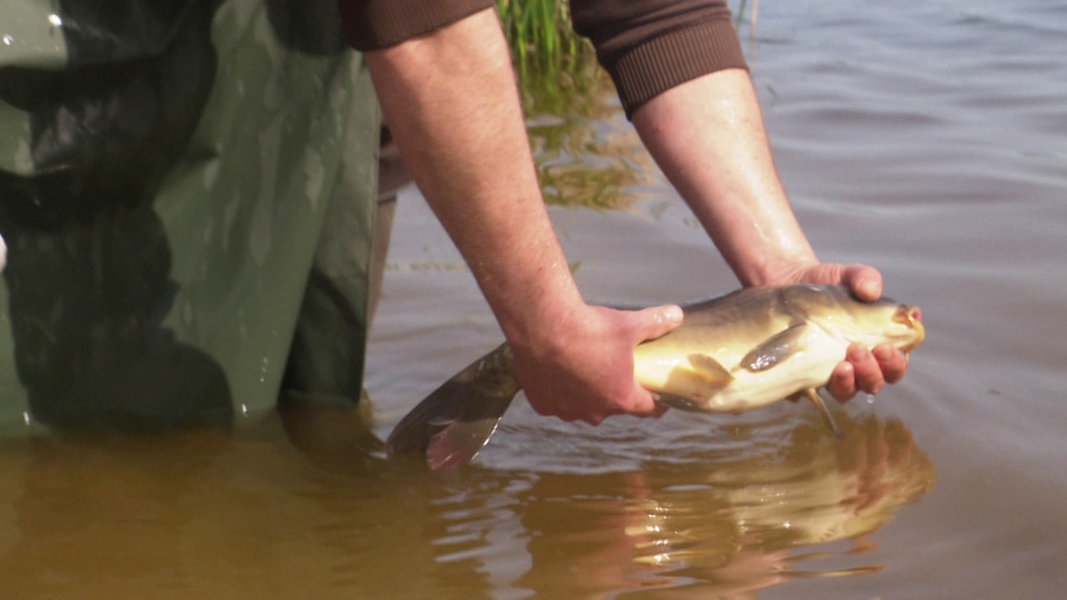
top-left (633, 324), bottom-right (848, 413)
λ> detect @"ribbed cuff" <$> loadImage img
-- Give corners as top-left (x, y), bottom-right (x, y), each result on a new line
top-left (606, 19), bottom-right (748, 118)
top-left (339, 0), bottom-right (495, 51)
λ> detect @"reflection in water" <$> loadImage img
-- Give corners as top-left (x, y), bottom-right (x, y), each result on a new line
top-left (367, 0), bottom-right (1067, 596)
top-left (0, 407), bottom-right (932, 598)
top-left (526, 69), bottom-right (657, 210)
top-left (512, 411), bottom-right (934, 597)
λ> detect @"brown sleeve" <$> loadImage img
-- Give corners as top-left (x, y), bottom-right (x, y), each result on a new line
top-left (338, 0), bottom-right (495, 51)
top-left (570, 0), bottom-right (748, 117)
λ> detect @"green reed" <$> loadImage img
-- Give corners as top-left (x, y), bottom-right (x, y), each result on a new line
top-left (495, 0), bottom-right (601, 115)
top-left (494, 0), bottom-right (754, 209)
top-left (495, 0), bottom-right (649, 209)
top-left (496, 0), bottom-right (753, 104)
top-left (495, 0), bottom-right (584, 80)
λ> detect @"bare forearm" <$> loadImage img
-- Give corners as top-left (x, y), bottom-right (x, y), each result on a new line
top-left (364, 9), bottom-right (582, 342)
top-left (632, 68), bottom-right (911, 401)
top-left (362, 10), bottom-right (906, 416)
top-left (363, 9), bottom-right (687, 423)
top-left (631, 68), bottom-right (818, 287)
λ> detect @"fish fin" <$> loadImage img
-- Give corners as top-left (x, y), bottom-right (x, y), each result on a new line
top-left (641, 355), bottom-right (731, 411)
top-left (654, 394), bottom-right (706, 412)
top-left (655, 353), bottom-right (733, 403)
top-left (741, 322), bottom-right (809, 372)
top-left (686, 353), bottom-right (733, 385)
top-left (386, 343), bottom-right (520, 473)
top-left (803, 388), bottom-right (843, 438)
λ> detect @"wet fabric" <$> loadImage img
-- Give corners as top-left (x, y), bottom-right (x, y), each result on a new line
top-left (0, 0), bottom-right (380, 433)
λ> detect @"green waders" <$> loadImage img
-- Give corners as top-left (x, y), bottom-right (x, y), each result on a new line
top-left (0, 0), bottom-right (382, 434)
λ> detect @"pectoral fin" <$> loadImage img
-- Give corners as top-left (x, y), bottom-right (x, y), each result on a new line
top-left (741, 323), bottom-right (809, 372)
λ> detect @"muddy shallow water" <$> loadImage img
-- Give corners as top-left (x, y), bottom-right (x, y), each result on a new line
top-left (3, 0), bottom-right (1067, 597)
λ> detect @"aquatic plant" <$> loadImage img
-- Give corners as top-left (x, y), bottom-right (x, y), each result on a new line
top-left (496, 0), bottom-right (756, 106)
top-left (494, 0), bottom-right (756, 209)
top-left (494, 0), bottom-right (647, 208)
top-left (734, 0), bottom-right (758, 29)
top-left (494, 0), bottom-right (600, 115)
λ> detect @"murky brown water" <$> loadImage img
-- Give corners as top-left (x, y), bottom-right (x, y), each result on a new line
top-left (3, 0), bottom-right (1066, 597)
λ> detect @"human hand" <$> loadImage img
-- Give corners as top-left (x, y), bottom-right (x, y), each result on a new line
top-left (508, 303), bottom-right (683, 424)
top-left (765, 262), bottom-right (914, 402)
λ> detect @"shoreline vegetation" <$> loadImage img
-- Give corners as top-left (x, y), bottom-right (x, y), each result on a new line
top-left (494, 0), bottom-right (641, 209)
top-left (496, 0), bottom-right (752, 113)
top-left (494, 0), bottom-right (600, 116)
top-left (496, 1), bottom-right (752, 209)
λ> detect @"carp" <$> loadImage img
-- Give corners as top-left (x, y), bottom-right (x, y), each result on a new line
top-left (386, 285), bottom-right (925, 472)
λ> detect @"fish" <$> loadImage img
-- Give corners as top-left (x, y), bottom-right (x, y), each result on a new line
top-left (386, 285), bottom-right (925, 473)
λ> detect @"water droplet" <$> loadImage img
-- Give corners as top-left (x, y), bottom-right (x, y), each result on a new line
top-left (48, 14), bottom-right (63, 27)
top-left (2, 35), bottom-right (14, 46)
top-left (258, 356), bottom-right (271, 383)
top-left (22, 411), bottom-right (30, 425)
top-left (241, 403), bottom-right (248, 416)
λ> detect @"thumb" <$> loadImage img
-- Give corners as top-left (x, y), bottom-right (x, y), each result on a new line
top-left (841, 265), bottom-right (883, 302)
top-left (804, 263), bottom-right (884, 302)
top-left (630, 304), bottom-right (684, 343)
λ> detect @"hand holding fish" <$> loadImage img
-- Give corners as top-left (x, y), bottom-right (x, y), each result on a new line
top-left (628, 70), bottom-right (914, 407)
top-left (507, 261), bottom-right (915, 426)
top-left (509, 303), bottom-right (683, 425)
top-left (372, 32), bottom-right (920, 472)
top-left (387, 284), bottom-right (925, 472)
top-left (762, 261), bottom-right (916, 402)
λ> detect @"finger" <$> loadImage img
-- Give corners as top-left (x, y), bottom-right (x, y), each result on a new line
top-left (580, 413), bottom-right (605, 426)
top-left (848, 344), bottom-right (886, 395)
top-left (607, 384), bottom-right (659, 420)
top-left (630, 384), bottom-right (661, 415)
top-left (827, 360), bottom-right (857, 402)
top-left (873, 344), bottom-right (909, 384)
top-left (630, 304), bottom-right (684, 342)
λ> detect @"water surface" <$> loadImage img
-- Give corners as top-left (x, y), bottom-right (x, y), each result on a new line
top-left (3, 0), bottom-right (1066, 597)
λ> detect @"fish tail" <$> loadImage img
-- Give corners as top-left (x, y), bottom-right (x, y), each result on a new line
top-left (386, 343), bottom-right (520, 473)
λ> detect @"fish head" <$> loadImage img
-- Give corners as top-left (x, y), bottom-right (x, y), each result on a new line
top-left (783, 285), bottom-right (925, 352)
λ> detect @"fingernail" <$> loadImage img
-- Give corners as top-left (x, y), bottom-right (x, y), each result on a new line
top-left (848, 345), bottom-right (869, 361)
top-left (860, 279), bottom-right (879, 300)
top-left (662, 305), bottom-right (683, 324)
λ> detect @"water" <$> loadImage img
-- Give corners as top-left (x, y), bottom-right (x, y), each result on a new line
top-left (3, 0), bottom-right (1067, 597)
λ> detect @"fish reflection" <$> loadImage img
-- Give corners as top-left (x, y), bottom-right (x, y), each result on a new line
top-left (0, 405), bottom-right (933, 598)
top-left (515, 412), bottom-right (935, 598)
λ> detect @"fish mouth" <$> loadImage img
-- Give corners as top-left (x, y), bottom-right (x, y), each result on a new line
top-left (894, 306), bottom-right (925, 351)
